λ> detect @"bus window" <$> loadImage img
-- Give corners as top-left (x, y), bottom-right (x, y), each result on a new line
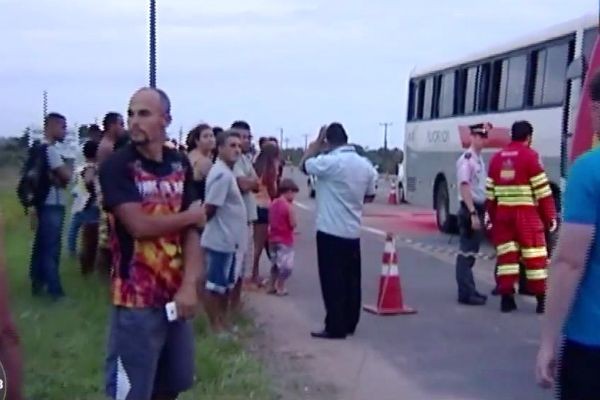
top-left (417, 80), bottom-right (425, 119)
top-left (423, 77), bottom-right (434, 119)
top-left (491, 59), bottom-right (506, 111)
top-left (532, 42), bottom-right (572, 106)
top-left (454, 69), bottom-right (467, 115)
top-left (407, 81), bottom-right (416, 121)
top-left (439, 71), bottom-right (455, 117)
top-left (505, 55), bottom-right (528, 109)
top-left (583, 28), bottom-right (598, 70)
top-left (476, 63), bottom-right (491, 112)
top-left (465, 66), bottom-right (477, 114)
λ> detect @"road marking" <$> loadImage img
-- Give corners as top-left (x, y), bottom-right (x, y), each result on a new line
top-left (294, 201), bottom-right (311, 211)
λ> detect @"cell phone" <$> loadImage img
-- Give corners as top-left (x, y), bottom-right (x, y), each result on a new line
top-left (165, 301), bottom-right (178, 322)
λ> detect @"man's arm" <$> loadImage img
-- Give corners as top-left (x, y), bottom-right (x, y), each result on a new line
top-left (364, 165), bottom-right (377, 203)
top-left (97, 141), bottom-right (114, 165)
top-left (234, 159), bottom-right (259, 193)
top-left (203, 170), bottom-right (230, 221)
top-left (182, 228), bottom-right (203, 287)
top-left (300, 125), bottom-right (327, 174)
top-left (537, 157), bottom-right (596, 387)
top-left (100, 156), bottom-right (204, 240)
top-left (47, 146), bottom-right (71, 186)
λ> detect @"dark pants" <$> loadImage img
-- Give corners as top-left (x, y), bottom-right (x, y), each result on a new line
top-left (68, 206), bottom-right (99, 255)
top-left (316, 231), bottom-right (361, 336)
top-left (30, 205), bottom-right (66, 297)
top-left (559, 339), bottom-right (600, 399)
top-left (456, 202), bottom-right (484, 300)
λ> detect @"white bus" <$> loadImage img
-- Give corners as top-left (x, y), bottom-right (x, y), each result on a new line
top-left (403, 14), bottom-right (598, 233)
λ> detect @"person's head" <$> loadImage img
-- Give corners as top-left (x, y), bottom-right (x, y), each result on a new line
top-left (44, 112), bottom-right (67, 142)
top-left (216, 130), bottom-right (242, 165)
top-left (468, 123), bottom-right (489, 151)
top-left (187, 123), bottom-right (215, 153)
top-left (258, 137), bottom-right (268, 150)
top-left (254, 142), bottom-right (279, 177)
top-left (511, 120), bottom-right (533, 145)
top-left (231, 120), bottom-right (252, 153)
top-left (325, 122), bottom-right (348, 148)
top-left (213, 126), bottom-right (224, 136)
top-left (103, 112), bottom-right (125, 139)
top-left (82, 140), bottom-right (99, 162)
top-left (278, 178), bottom-right (299, 202)
top-left (127, 87), bottom-right (172, 147)
top-left (88, 124), bottom-right (103, 142)
top-left (589, 71), bottom-right (600, 137)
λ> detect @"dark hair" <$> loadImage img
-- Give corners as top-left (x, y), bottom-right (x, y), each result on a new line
top-left (258, 137), bottom-right (268, 147)
top-left (254, 143), bottom-right (279, 179)
top-left (83, 140), bottom-right (99, 160)
top-left (186, 123), bottom-right (212, 151)
top-left (88, 124), bottom-right (102, 134)
top-left (268, 136), bottom-right (278, 144)
top-left (590, 71), bottom-right (600, 102)
top-left (325, 122), bottom-right (348, 146)
top-left (103, 112), bottom-right (122, 132)
top-left (216, 130), bottom-right (241, 148)
top-left (213, 126), bottom-right (224, 135)
top-left (511, 120), bottom-right (533, 142)
top-left (44, 112), bottom-right (66, 127)
top-left (278, 178), bottom-right (299, 195)
top-left (231, 120), bottom-right (251, 131)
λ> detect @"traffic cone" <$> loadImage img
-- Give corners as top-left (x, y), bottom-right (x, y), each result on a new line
top-left (387, 179), bottom-right (397, 205)
top-left (363, 233), bottom-right (417, 315)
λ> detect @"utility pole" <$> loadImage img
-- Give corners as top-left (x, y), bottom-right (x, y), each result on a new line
top-left (279, 127), bottom-right (284, 147)
top-left (284, 138), bottom-right (290, 150)
top-left (149, 0), bottom-right (157, 88)
top-left (303, 134), bottom-right (309, 150)
top-left (42, 90), bottom-right (48, 121)
top-left (379, 122), bottom-right (393, 151)
top-left (178, 126), bottom-right (183, 146)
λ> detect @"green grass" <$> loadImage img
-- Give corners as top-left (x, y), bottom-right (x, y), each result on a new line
top-left (0, 170), bottom-right (271, 399)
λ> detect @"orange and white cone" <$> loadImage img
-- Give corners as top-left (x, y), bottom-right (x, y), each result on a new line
top-left (387, 179), bottom-right (397, 205)
top-left (363, 233), bottom-right (417, 315)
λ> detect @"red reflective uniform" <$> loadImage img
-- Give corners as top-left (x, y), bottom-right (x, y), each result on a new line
top-left (485, 141), bottom-right (557, 295)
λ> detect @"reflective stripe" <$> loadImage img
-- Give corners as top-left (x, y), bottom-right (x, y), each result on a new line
top-left (526, 269), bottom-right (548, 280)
top-left (497, 264), bottom-right (520, 276)
top-left (497, 198), bottom-right (535, 206)
top-left (486, 190), bottom-right (495, 200)
top-left (530, 173), bottom-right (549, 187)
top-left (534, 185), bottom-right (553, 200)
top-left (494, 185), bottom-right (533, 196)
top-left (522, 246), bottom-right (547, 259)
top-left (496, 241), bottom-right (519, 255)
top-left (486, 177), bottom-right (494, 185)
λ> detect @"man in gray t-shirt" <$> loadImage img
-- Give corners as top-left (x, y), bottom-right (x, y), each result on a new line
top-left (201, 130), bottom-right (247, 334)
top-left (29, 113), bottom-right (73, 300)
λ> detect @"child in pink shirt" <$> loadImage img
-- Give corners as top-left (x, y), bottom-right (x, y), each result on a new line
top-left (267, 178), bottom-right (299, 295)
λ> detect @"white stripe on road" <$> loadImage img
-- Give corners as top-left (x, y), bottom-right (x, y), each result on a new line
top-left (294, 201), bottom-right (311, 211)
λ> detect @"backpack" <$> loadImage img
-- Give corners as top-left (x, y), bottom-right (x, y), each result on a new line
top-left (17, 142), bottom-right (50, 213)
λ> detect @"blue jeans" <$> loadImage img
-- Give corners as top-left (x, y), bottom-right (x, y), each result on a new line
top-left (67, 206), bottom-right (99, 255)
top-left (30, 205), bottom-right (66, 297)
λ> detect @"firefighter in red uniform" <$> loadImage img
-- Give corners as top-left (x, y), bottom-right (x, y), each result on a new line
top-left (486, 121), bottom-right (557, 313)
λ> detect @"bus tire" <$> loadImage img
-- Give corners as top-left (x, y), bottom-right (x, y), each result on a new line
top-left (434, 179), bottom-right (457, 234)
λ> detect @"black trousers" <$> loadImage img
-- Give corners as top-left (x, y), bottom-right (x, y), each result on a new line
top-left (559, 339), bottom-right (600, 399)
top-left (456, 202), bottom-right (485, 300)
top-left (316, 231), bottom-right (361, 336)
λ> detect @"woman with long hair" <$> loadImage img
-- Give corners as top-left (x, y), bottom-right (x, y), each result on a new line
top-left (187, 124), bottom-right (216, 201)
top-left (250, 142), bottom-right (279, 287)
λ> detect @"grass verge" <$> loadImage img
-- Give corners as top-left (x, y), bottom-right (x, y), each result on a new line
top-left (0, 169), bottom-right (271, 399)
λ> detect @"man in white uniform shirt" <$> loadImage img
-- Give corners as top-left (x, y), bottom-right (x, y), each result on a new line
top-left (301, 123), bottom-right (377, 340)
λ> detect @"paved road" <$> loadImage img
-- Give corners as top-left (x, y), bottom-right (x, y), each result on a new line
top-left (255, 167), bottom-right (552, 400)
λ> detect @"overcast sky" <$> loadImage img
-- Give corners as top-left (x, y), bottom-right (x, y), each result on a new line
top-left (0, 0), bottom-right (595, 148)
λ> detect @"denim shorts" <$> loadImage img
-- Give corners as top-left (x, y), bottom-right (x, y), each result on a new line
top-left (105, 307), bottom-right (195, 400)
top-left (204, 248), bottom-right (236, 294)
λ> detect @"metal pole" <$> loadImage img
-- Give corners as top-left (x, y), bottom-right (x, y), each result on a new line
top-left (279, 127), bottom-right (284, 146)
top-left (379, 122), bottom-right (393, 151)
top-left (149, 0), bottom-right (157, 88)
top-left (42, 90), bottom-right (48, 120)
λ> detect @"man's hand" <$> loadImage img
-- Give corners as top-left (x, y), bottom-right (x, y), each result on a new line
top-left (187, 201), bottom-right (206, 228)
top-left (535, 342), bottom-right (557, 389)
top-left (484, 212), bottom-right (492, 231)
top-left (173, 281), bottom-right (198, 320)
top-left (471, 214), bottom-right (481, 231)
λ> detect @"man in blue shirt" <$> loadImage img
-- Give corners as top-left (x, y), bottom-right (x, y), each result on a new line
top-left (536, 71), bottom-right (600, 399)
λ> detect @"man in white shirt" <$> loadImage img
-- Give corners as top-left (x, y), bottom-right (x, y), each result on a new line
top-left (300, 123), bottom-right (377, 339)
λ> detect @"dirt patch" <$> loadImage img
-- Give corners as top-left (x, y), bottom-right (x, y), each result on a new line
top-left (244, 295), bottom-right (338, 400)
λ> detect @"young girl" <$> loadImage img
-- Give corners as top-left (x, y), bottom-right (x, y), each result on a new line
top-left (267, 178), bottom-right (299, 296)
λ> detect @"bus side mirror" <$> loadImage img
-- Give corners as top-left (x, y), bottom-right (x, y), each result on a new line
top-left (566, 56), bottom-right (584, 81)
